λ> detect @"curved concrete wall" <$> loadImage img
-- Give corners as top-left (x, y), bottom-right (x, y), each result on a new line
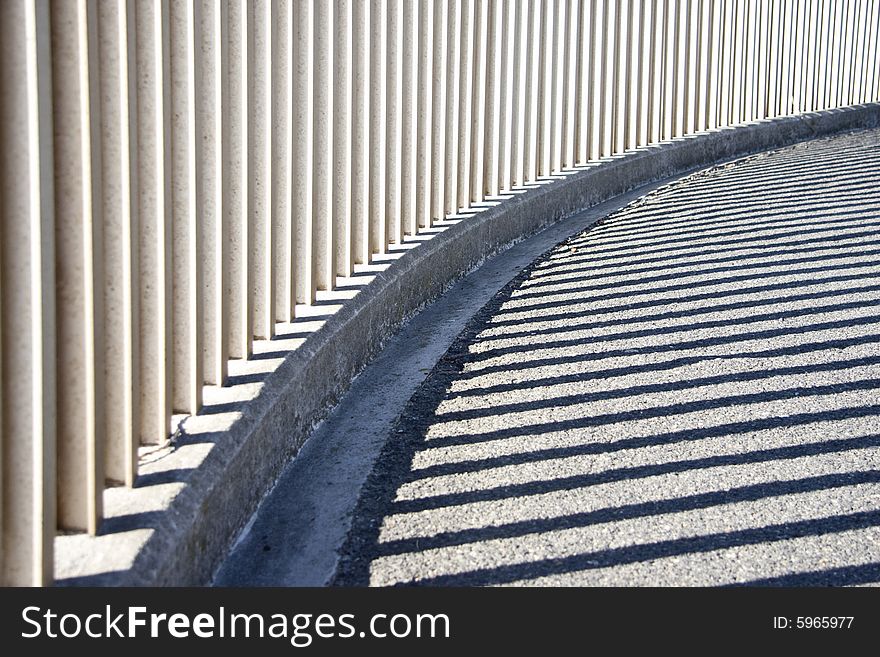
top-left (56, 104), bottom-right (880, 585)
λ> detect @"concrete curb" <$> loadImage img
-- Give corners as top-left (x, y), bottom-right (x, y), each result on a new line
top-left (56, 104), bottom-right (880, 586)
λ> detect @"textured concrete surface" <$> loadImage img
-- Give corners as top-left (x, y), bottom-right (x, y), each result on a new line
top-left (214, 180), bottom-right (686, 586)
top-left (57, 106), bottom-right (880, 586)
top-left (334, 128), bottom-right (880, 586)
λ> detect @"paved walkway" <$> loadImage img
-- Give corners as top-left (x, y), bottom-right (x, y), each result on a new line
top-left (334, 129), bottom-right (880, 586)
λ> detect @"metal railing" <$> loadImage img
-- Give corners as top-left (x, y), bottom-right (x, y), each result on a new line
top-left (1, 0), bottom-right (878, 585)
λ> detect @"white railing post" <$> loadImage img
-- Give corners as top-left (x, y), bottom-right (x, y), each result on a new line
top-left (401, 0), bottom-right (418, 234)
top-left (273, 0), bottom-right (295, 317)
top-left (432, 0), bottom-right (449, 217)
top-left (444, 0), bottom-right (460, 212)
top-left (416, 0), bottom-right (432, 227)
top-left (0, 0), bottom-right (56, 586)
top-left (50, 0), bottom-right (101, 537)
top-left (229, 0), bottom-right (255, 347)
top-left (200, 0), bottom-right (229, 383)
top-left (386, 0), bottom-right (402, 241)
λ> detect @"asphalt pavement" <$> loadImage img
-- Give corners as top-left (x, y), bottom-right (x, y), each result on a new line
top-left (334, 129), bottom-right (880, 586)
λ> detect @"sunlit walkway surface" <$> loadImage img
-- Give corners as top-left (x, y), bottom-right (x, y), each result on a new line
top-left (335, 129), bottom-right (880, 586)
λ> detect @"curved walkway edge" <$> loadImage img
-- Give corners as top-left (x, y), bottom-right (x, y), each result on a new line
top-left (59, 105), bottom-right (880, 586)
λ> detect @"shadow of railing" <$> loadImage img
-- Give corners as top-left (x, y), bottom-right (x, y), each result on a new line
top-left (334, 130), bottom-right (880, 587)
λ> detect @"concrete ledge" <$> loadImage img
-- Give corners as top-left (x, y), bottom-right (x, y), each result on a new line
top-left (56, 104), bottom-right (880, 585)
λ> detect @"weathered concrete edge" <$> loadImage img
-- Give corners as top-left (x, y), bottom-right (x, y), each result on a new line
top-left (57, 104), bottom-right (880, 586)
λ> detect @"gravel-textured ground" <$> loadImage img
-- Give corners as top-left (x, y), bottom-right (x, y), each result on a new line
top-left (334, 129), bottom-right (880, 586)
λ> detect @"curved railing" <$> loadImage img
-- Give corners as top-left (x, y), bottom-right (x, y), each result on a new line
top-left (0, 0), bottom-right (878, 584)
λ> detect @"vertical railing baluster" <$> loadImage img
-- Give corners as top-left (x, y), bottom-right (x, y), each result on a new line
top-left (715, 0), bottom-right (726, 127)
top-left (623, 0), bottom-right (635, 149)
top-left (682, 0), bottom-right (692, 135)
top-left (401, 0), bottom-right (417, 232)
top-left (746, 0), bottom-right (757, 120)
top-left (586, 0), bottom-right (598, 159)
top-left (510, 0), bottom-right (524, 180)
top-left (51, 0), bottom-right (101, 537)
top-left (233, 0), bottom-right (259, 344)
top-left (694, 0), bottom-right (704, 131)
top-left (416, 0), bottom-right (433, 225)
top-left (769, 0), bottom-right (781, 117)
top-left (804, 0), bottom-right (816, 111)
top-left (135, 0), bottom-right (175, 438)
top-left (201, 0), bottom-right (229, 383)
top-left (759, 0), bottom-right (771, 117)
top-left (273, 0), bottom-right (295, 317)
top-left (670, 0), bottom-right (681, 136)
top-left (777, 0), bottom-right (787, 116)
top-left (573, 0), bottom-right (588, 160)
top-left (855, 0), bottom-right (869, 103)
top-left (647, 0), bottom-right (659, 142)
top-left (739, 0), bottom-right (748, 120)
top-left (369, 0), bottom-right (387, 248)
top-left (483, 0), bottom-right (499, 194)
top-left (868, 0), bottom-right (880, 102)
top-left (816, 0), bottom-right (828, 109)
top-left (471, 0), bottom-right (487, 198)
top-left (635, 0), bottom-right (647, 144)
top-left (847, 0), bottom-right (861, 105)
top-left (431, 0), bottom-right (447, 215)
top-left (523, 0), bottom-right (539, 180)
top-left (610, 0), bottom-right (622, 151)
top-left (871, 0), bottom-right (880, 102)
top-left (444, 0), bottom-right (460, 209)
top-left (659, 0), bottom-right (670, 140)
top-left (499, 0), bottom-right (512, 187)
top-left (835, 0), bottom-right (847, 106)
top-left (598, 0), bottom-right (610, 154)
top-left (727, 0), bottom-right (737, 123)
top-left (457, 0), bottom-right (473, 205)
top-left (382, 0), bottom-right (403, 244)
top-left (535, 0), bottom-right (549, 173)
top-left (386, 0), bottom-right (401, 241)
top-left (98, 0), bottom-right (140, 492)
top-left (333, 0), bottom-right (353, 266)
top-left (312, 0), bottom-right (333, 292)
top-left (293, 0), bottom-right (314, 303)
top-left (351, 0), bottom-right (369, 259)
top-left (568, 0), bottom-right (578, 163)
top-left (0, 0), bottom-right (57, 585)
top-left (829, 0), bottom-right (840, 108)
top-left (704, 0), bottom-right (716, 129)
top-left (169, 0), bottom-right (203, 410)
top-left (553, 1), bottom-right (565, 173)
